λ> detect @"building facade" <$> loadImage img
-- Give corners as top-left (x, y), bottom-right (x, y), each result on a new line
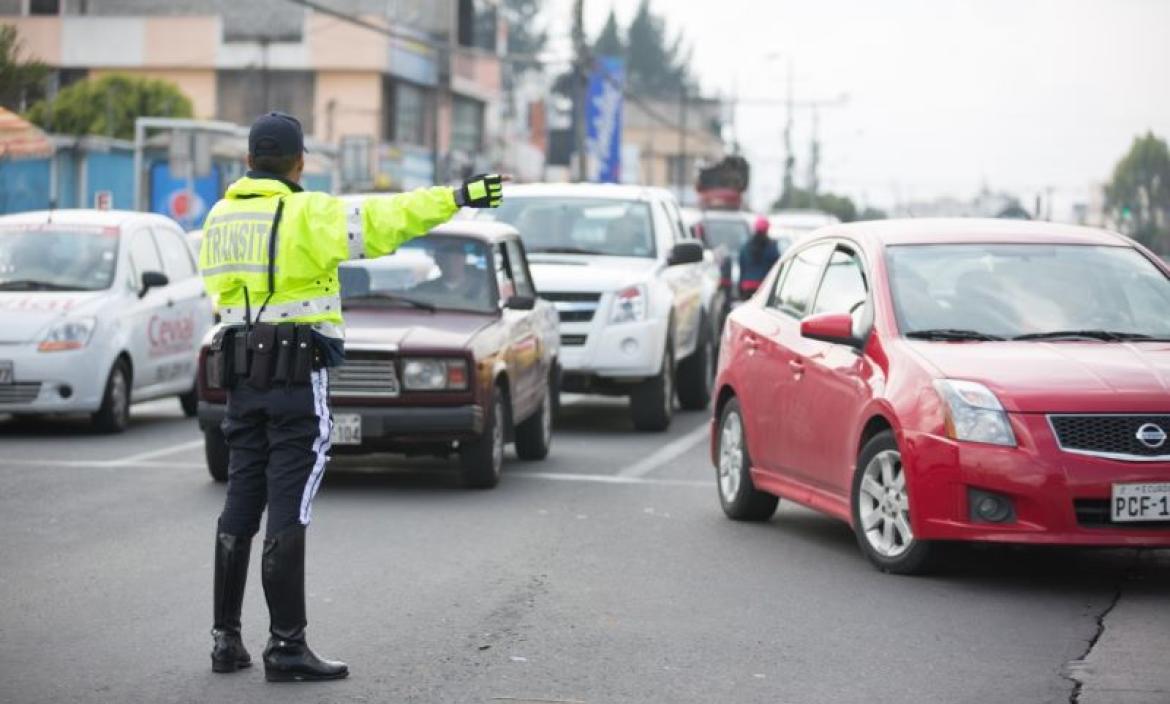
top-left (2, 0), bottom-right (505, 191)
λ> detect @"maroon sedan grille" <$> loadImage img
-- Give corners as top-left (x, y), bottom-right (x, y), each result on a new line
top-left (1049, 415), bottom-right (1170, 460)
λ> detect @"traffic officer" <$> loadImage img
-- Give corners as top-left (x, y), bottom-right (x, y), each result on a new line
top-left (199, 112), bottom-right (504, 682)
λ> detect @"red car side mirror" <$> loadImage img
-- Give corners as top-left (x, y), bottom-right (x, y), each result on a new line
top-left (801, 312), bottom-right (862, 349)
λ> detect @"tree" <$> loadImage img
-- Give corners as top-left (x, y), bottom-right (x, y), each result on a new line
top-left (622, 0), bottom-right (694, 98)
top-left (26, 74), bottom-right (193, 140)
top-left (1105, 132), bottom-right (1170, 254)
top-left (594, 10), bottom-right (624, 58)
top-left (0, 25), bottom-right (51, 113)
top-left (502, 0), bottom-right (547, 60)
top-left (772, 187), bottom-right (859, 223)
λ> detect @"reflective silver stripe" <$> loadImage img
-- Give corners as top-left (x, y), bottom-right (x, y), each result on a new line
top-left (202, 263), bottom-right (277, 276)
top-left (203, 211), bottom-right (274, 228)
top-left (311, 321), bottom-right (345, 339)
top-left (346, 206), bottom-right (365, 260)
top-left (299, 369), bottom-right (331, 526)
top-left (219, 294), bottom-right (342, 323)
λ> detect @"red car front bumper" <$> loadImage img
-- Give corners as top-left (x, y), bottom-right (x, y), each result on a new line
top-left (904, 415), bottom-right (1170, 547)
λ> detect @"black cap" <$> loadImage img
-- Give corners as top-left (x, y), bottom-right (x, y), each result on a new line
top-left (248, 112), bottom-right (306, 157)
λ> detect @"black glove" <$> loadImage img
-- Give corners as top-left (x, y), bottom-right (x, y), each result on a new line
top-left (454, 174), bottom-right (504, 209)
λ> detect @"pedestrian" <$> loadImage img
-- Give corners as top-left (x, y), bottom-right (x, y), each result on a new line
top-left (199, 111), bottom-right (504, 682)
top-left (738, 215), bottom-right (780, 299)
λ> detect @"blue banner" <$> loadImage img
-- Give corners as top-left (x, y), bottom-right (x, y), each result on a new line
top-left (586, 57), bottom-right (624, 183)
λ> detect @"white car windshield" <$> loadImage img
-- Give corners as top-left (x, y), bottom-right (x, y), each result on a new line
top-left (0, 227), bottom-right (119, 291)
top-left (482, 197), bottom-right (656, 258)
top-left (338, 235), bottom-right (496, 314)
top-left (887, 244), bottom-right (1170, 340)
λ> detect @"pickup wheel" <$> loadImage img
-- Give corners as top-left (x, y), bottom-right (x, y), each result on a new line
top-left (205, 426), bottom-right (229, 483)
top-left (460, 390), bottom-right (505, 489)
top-left (514, 388), bottom-right (553, 461)
top-left (630, 343), bottom-right (674, 432)
top-left (676, 315), bottom-right (714, 411)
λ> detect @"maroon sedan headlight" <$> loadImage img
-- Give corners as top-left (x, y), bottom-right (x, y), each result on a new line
top-left (401, 358), bottom-right (469, 391)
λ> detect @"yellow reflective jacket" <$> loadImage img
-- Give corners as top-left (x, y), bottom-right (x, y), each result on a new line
top-left (198, 175), bottom-right (458, 340)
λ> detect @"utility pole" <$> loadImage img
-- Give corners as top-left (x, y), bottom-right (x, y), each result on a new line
top-left (572, 0), bottom-right (589, 182)
top-left (678, 88), bottom-right (688, 200)
top-left (807, 106), bottom-right (820, 210)
top-left (781, 58), bottom-right (794, 207)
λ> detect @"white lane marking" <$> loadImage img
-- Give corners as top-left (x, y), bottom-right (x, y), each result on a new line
top-left (616, 423), bottom-right (711, 478)
top-left (115, 439), bottom-right (204, 464)
top-left (516, 471), bottom-right (707, 488)
top-left (2, 439), bottom-right (204, 468)
top-left (1, 460), bottom-right (710, 488)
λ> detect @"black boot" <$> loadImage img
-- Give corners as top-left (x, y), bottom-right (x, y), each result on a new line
top-left (211, 532), bottom-right (253, 673)
top-left (261, 525), bottom-right (348, 682)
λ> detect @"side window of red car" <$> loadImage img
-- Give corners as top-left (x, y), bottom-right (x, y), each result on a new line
top-left (811, 247), bottom-right (868, 316)
top-left (769, 243), bottom-right (832, 317)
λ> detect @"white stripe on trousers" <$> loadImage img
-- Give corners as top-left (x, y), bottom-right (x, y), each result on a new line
top-left (299, 370), bottom-right (332, 525)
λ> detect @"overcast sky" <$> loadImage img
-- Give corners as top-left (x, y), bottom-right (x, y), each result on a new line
top-left (543, 0), bottom-right (1170, 216)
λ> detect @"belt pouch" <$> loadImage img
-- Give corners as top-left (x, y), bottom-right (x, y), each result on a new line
top-left (232, 331), bottom-right (250, 380)
top-left (245, 324), bottom-right (277, 391)
top-left (292, 325), bottom-right (314, 384)
top-left (205, 327), bottom-right (233, 389)
top-left (272, 324), bottom-right (295, 385)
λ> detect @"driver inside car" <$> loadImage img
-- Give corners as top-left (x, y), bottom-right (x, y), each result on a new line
top-left (410, 242), bottom-right (490, 303)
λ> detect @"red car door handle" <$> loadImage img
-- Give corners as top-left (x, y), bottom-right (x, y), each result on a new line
top-left (788, 359), bottom-right (805, 373)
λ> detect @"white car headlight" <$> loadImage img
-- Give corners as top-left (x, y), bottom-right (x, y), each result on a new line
top-left (934, 379), bottom-right (1016, 446)
top-left (609, 285), bottom-right (647, 324)
top-left (38, 317), bottom-right (96, 353)
top-left (402, 358), bottom-right (469, 391)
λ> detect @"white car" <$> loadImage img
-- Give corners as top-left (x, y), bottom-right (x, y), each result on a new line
top-left (478, 183), bottom-right (723, 431)
top-left (0, 210), bottom-right (214, 432)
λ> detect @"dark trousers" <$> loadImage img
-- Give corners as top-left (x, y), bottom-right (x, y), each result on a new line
top-left (218, 370), bottom-right (333, 538)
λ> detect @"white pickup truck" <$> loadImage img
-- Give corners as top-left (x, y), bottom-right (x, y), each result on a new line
top-left (477, 183), bottom-right (724, 431)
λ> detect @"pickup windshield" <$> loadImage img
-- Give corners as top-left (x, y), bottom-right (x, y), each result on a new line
top-left (481, 197), bottom-right (657, 259)
top-left (887, 244), bottom-right (1170, 340)
top-left (338, 235), bottom-right (496, 314)
top-left (0, 227), bottom-right (119, 291)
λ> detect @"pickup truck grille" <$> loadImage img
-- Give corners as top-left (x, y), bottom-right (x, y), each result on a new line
top-left (329, 355), bottom-right (400, 398)
top-left (0, 383), bottom-right (41, 404)
top-left (561, 334), bottom-right (588, 346)
top-left (541, 292), bottom-right (602, 324)
top-left (1049, 414), bottom-right (1170, 460)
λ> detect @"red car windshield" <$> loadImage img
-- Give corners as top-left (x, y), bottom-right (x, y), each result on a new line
top-left (887, 244), bottom-right (1170, 340)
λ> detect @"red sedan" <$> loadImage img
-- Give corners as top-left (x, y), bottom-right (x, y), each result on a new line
top-left (712, 219), bottom-right (1170, 574)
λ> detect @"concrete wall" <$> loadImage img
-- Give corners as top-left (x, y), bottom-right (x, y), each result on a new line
top-left (314, 71), bottom-right (382, 143)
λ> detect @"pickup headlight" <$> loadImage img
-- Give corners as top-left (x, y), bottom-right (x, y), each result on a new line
top-left (38, 317), bottom-right (96, 352)
top-left (934, 379), bottom-right (1016, 446)
top-left (609, 285), bottom-right (647, 324)
top-left (402, 358), bottom-right (469, 391)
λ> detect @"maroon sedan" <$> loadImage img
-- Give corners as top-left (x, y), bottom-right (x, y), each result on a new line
top-left (199, 222), bottom-right (560, 489)
top-left (712, 218), bottom-right (1170, 574)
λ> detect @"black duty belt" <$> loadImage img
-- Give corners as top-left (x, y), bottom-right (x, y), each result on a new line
top-left (205, 323), bottom-right (322, 391)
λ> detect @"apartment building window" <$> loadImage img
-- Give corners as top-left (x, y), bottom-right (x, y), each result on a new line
top-left (28, 0), bottom-right (59, 14)
top-left (383, 79), bottom-right (429, 147)
top-left (451, 96), bottom-right (484, 154)
top-left (456, 0), bottom-right (497, 52)
top-left (216, 70), bottom-right (315, 135)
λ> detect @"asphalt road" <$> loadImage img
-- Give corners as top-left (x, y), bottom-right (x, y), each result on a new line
top-left (1, 397), bottom-right (1167, 704)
